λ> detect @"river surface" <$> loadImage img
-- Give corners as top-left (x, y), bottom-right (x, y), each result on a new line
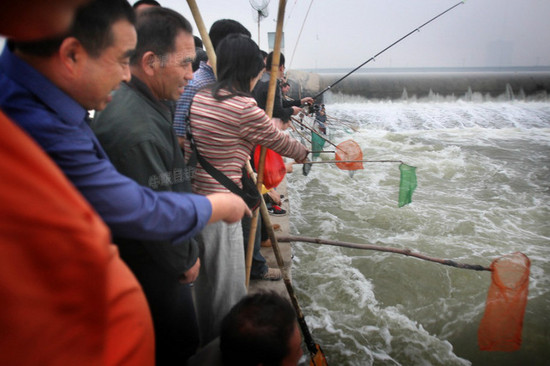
top-left (287, 92), bottom-right (550, 365)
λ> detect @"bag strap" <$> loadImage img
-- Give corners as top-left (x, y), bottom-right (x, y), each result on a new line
top-left (186, 112), bottom-right (246, 197)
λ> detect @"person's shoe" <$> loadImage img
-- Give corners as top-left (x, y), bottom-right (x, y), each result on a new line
top-left (261, 238), bottom-right (272, 247)
top-left (261, 268), bottom-right (282, 281)
top-left (268, 205), bottom-right (287, 216)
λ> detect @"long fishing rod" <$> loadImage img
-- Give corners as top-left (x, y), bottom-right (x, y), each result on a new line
top-left (313, 1), bottom-right (465, 100)
top-left (310, 150), bottom-right (336, 154)
top-left (244, 165), bottom-right (329, 365)
top-left (249, 1), bottom-right (329, 364)
top-left (296, 159), bottom-right (406, 165)
top-left (291, 118), bottom-right (394, 168)
top-left (291, 116), bottom-right (339, 149)
top-left (277, 235), bottom-right (491, 271)
top-left (289, 120), bottom-right (313, 144)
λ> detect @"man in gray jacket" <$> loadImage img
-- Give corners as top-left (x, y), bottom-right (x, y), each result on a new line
top-left (92, 8), bottom-right (206, 365)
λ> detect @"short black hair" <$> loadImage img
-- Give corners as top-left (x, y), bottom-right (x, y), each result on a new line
top-left (192, 47), bottom-right (208, 71)
top-left (132, 0), bottom-right (161, 9)
top-left (11, 0), bottom-right (135, 58)
top-left (212, 34), bottom-right (264, 101)
top-left (194, 35), bottom-right (203, 49)
top-left (266, 51), bottom-right (285, 70)
top-left (209, 19), bottom-right (251, 51)
top-left (130, 7), bottom-right (192, 66)
top-left (220, 292), bottom-right (297, 366)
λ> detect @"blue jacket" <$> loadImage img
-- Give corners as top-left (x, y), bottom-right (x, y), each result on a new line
top-left (0, 44), bottom-right (211, 244)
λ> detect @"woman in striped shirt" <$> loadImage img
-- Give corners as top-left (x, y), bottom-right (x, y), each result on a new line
top-left (185, 34), bottom-right (308, 346)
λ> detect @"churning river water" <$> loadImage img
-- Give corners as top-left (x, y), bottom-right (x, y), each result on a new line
top-left (286, 92), bottom-right (550, 365)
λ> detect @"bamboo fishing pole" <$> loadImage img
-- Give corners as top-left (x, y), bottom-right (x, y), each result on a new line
top-left (242, 0), bottom-right (288, 289)
top-left (247, 4), bottom-right (328, 362)
top-left (185, 0), bottom-right (256, 291)
top-left (277, 235), bottom-right (491, 271)
top-left (244, 163), bottom-right (328, 365)
top-left (312, 1), bottom-right (465, 99)
top-left (186, 0), bottom-right (216, 76)
top-left (278, 237), bottom-right (533, 353)
top-left (185, 2), bottom-right (322, 361)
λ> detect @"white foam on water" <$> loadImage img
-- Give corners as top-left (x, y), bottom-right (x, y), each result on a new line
top-left (292, 242), bottom-right (473, 366)
top-left (288, 100), bottom-right (550, 365)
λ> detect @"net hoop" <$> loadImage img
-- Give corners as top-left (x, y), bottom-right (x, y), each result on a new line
top-left (478, 252), bottom-right (530, 352)
top-left (335, 140), bottom-right (363, 170)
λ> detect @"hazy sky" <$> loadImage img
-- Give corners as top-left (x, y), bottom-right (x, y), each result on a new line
top-left (159, 0), bottom-right (550, 70)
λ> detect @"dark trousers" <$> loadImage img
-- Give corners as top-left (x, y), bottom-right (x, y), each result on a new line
top-left (117, 242), bottom-right (200, 366)
top-left (241, 214), bottom-right (267, 278)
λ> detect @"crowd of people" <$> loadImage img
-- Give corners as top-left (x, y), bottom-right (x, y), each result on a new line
top-left (0, 0), bottom-right (313, 365)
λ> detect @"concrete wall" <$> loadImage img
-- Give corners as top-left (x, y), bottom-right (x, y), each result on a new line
top-left (286, 70), bottom-right (550, 101)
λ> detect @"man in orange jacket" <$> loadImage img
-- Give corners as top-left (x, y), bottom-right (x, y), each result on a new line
top-left (0, 1), bottom-right (155, 365)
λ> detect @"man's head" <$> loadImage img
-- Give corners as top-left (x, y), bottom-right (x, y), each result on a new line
top-left (209, 19), bottom-right (251, 51)
top-left (220, 292), bottom-right (303, 366)
top-left (281, 82), bottom-right (290, 95)
top-left (266, 52), bottom-right (286, 79)
top-left (260, 50), bottom-right (268, 63)
top-left (193, 47), bottom-right (208, 72)
top-left (10, 0), bottom-right (137, 111)
top-left (194, 36), bottom-right (204, 49)
top-left (132, 0), bottom-right (160, 14)
top-left (130, 7), bottom-right (195, 101)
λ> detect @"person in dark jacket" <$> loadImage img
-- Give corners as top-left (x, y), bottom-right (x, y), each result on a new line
top-left (91, 8), bottom-right (231, 365)
top-left (252, 52), bottom-right (313, 123)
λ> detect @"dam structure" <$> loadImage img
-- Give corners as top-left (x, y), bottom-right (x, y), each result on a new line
top-left (286, 67), bottom-right (550, 102)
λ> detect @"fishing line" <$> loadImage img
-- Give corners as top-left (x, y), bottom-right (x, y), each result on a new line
top-left (291, 116), bottom-right (338, 148)
top-left (289, 121), bottom-right (313, 144)
top-left (313, 1), bottom-right (465, 100)
top-left (284, 0), bottom-right (299, 24)
top-left (288, 0), bottom-right (315, 70)
top-left (324, 113), bottom-right (359, 131)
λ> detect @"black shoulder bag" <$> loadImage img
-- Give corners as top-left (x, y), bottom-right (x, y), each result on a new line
top-left (186, 117), bottom-right (261, 211)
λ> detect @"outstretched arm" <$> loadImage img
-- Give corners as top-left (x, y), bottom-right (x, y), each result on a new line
top-left (207, 192), bottom-right (251, 224)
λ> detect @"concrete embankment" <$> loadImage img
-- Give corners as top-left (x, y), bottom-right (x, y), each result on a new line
top-left (287, 69), bottom-right (550, 100)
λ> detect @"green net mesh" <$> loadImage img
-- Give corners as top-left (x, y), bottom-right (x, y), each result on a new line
top-left (398, 163), bottom-right (417, 207)
top-left (311, 132), bottom-right (326, 159)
